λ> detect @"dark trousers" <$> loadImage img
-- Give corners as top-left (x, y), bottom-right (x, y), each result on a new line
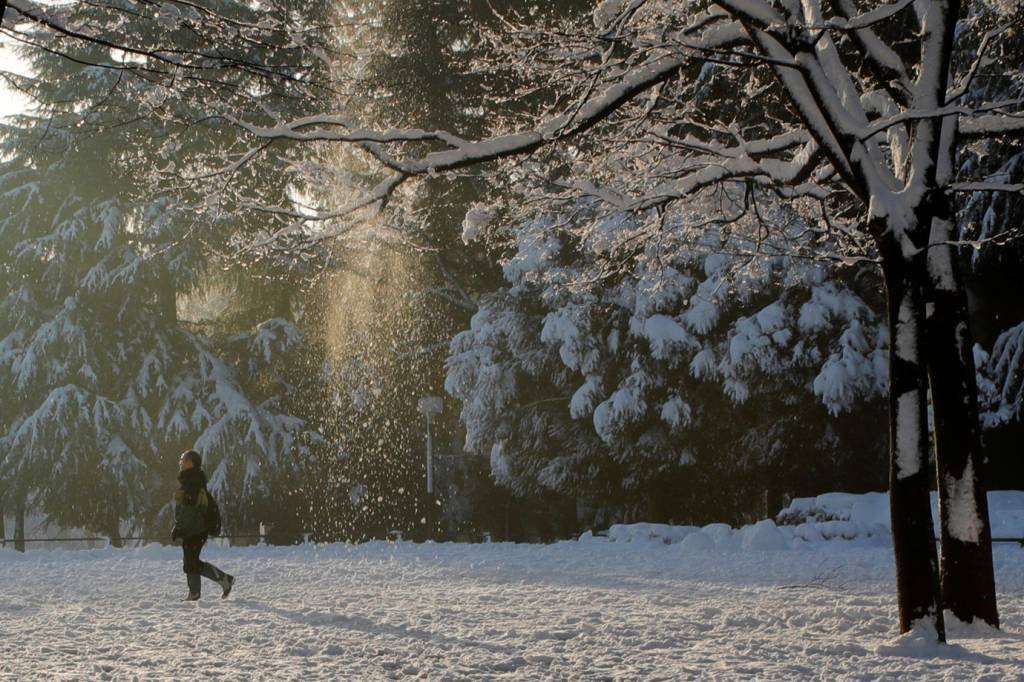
top-left (182, 537), bottom-right (227, 595)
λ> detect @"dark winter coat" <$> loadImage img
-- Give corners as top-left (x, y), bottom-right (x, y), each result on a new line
top-left (172, 467), bottom-right (210, 541)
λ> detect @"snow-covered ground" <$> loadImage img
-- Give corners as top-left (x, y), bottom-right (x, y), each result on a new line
top-left (2, 539), bottom-right (1023, 680)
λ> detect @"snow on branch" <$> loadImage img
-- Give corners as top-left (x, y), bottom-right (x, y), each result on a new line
top-left (233, 11), bottom-right (751, 179)
top-left (952, 182), bottom-right (1024, 194)
top-left (242, 172), bottom-right (407, 247)
top-left (632, 139), bottom-right (829, 210)
top-left (709, 0), bottom-right (914, 205)
top-left (135, 0), bottom-right (1018, 275)
top-left (234, 118), bottom-right (471, 149)
top-left (862, 99), bottom-right (1024, 142)
top-left (826, 0), bottom-right (913, 105)
top-left (960, 113), bottom-right (1024, 138)
top-left (946, 22), bottom-right (1012, 102)
top-left (2, 0), bottom-right (329, 90)
top-left (238, 53), bottom-right (695, 177)
top-left (820, 0), bottom-right (914, 32)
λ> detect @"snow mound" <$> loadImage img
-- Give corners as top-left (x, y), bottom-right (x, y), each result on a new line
top-left (679, 530), bottom-right (715, 551)
top-left (741, 520), bottom-right (787, 551)
top-left (583, 491), bottom-right (1024, 550)
top-left (605, 523), bottom-right (698, 544)
top-left (874, 620), bottom-right (978, 661)
top-left (777, 490), bottom-right (1024, 541)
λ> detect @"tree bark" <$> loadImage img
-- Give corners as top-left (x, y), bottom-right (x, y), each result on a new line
top-left (14, 498), bottom-right (25, 553)
top-left (881, 244), bottom-right (946, 640)
top-left (925, 223), bottom-right (999, 627)
top-left (108, 514), bottom-right (124, 548)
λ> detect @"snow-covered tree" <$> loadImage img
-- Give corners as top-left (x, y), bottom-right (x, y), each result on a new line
top-left (960, 1), bottom-right (1024, 440)
top-left (0, 0), bottom-right (333, 541)
top-left (447, 201), bottom-right (889, 525)
top-left (220, 0), bottom-right (1024, 637)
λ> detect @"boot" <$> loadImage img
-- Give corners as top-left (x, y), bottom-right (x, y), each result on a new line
top-left (186, 572), bottom-right (201, 600)
top-left (220, 574), bottom-right (235, 599)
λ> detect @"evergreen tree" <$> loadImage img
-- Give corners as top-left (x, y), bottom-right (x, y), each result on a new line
top-left (446, 203), bottom-right (889, 526)
top-left (0, 0), bottom-right (334, 540)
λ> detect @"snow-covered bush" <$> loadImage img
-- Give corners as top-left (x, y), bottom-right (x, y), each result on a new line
top-left (583, 491), bottom-right (1024, 549)
top-left (446, 202), bottom-right (889, 525)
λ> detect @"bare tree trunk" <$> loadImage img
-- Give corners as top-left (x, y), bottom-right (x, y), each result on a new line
top-left (925, 227), bottom-right (999, 627)
top-left (108, 512), bottom-right (124, 548)
top-left (881, 245), bottom-right (946, 640)
top-left (14, 498), bottom-right (26, 553)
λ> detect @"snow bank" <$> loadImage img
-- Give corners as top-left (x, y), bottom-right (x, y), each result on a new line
top-left (591, 519), bottom-right (826, 551)
top-left (605, 522), bottom-right (699, 545)
top-left (741, 519), bottom-right (788, 551)
top-left (583, 491), bottom-right (1024, 550)
top-left (776, 491), bottom-right (891, 542)
top-left (778, 490), bottom-right (1024, 540)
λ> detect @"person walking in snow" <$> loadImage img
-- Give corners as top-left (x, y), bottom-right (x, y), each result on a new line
top-left (171, 450), bottom-right (235, 601)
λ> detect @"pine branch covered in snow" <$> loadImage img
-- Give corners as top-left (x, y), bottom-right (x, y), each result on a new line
top-left (445, 199), bottom-right (888, 517)
top-left (978, 323), bottom-right (1024, 427)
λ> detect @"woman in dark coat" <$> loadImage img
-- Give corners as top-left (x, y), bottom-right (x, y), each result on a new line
top-left (171, 450), bottom-right (235, 601)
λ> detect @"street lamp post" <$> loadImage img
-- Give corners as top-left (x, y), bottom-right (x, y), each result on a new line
top-left (417, 396), bottom-right (443, 540)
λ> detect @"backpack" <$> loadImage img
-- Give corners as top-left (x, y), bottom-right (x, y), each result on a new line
top-left (203, 489), bottom-right (222, 537)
